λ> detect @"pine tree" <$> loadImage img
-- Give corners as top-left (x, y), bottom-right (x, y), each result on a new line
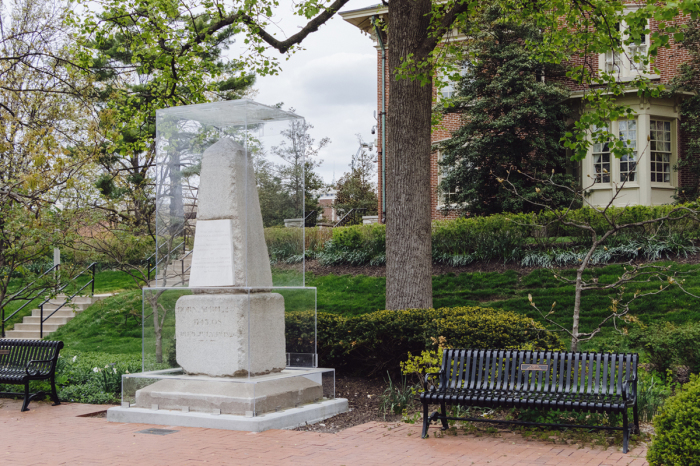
top-left (80, 7), bottom-right (256, 227)
top-left (438, 7), bottom-right (578, 216)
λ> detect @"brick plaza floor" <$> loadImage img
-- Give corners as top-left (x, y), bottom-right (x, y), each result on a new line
top-left (0, 399), bottom-right (649, 465)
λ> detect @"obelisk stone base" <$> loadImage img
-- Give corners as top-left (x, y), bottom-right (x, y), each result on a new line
top-left (175, 293), bottom-right (286, 377)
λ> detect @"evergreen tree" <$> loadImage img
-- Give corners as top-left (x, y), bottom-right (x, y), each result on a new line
top-left (334, 138), bottom-right (378, 219)
top-left (439, 7), bottom-right (578, 216)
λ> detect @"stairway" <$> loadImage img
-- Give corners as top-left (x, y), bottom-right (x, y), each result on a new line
top-left (3, 294), bottom-right (111, 340)
top-left (150, 252), bottom-right (192, 287)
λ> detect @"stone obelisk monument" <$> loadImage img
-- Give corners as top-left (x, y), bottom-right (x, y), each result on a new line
top-left (175, 138), bottom-right (286, 377)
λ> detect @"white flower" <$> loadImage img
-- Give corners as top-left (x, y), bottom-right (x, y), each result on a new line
top-left (93, 367), bottom-right (100, 373)
top-left (113, 368), bottom-right (117, 374)
top-left (72, 356), bottom-right (77, 363)
top-left (104, 365), bottom-right (109, 369)
top-left (125, 370), bottom-right (130, 374)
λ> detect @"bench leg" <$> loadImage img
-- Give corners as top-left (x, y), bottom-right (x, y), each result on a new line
top-left (622, 409), bottom-right (629, 454)
top-left (50, 377), bottom-right (60, 406)
top-left (632, 404), bottom-right (639, 435)
top-left (440, 402), bottom-right (449, 430)
top-left (21, 383), bottom-right (31, 412)
top-left (421, 402), bottom-right (430, 438)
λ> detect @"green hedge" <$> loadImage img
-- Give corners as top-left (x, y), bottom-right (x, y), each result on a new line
top-left (269, 204), bottom-right (700, 266)
top-left (648, 375), bottom-right (700, 465)
top-left (630, 322), bottom-right (700, 375)
top-left (286, 306), bottom-right (563, 376)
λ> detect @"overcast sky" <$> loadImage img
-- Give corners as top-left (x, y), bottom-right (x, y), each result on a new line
top-left (235, 2), bottom-right (378, 185)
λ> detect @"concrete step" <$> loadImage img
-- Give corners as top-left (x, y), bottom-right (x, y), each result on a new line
top-left (31, 309), bottom-right (79, 318)
top-left (3, 330), bottom-right (42, 339)
top-left (22, 316), bottom-right (72, 325)
top-left (48, 295), bottom-right (104, 306)
top-left (13, 323), bottom-right (63, 332)
top-left (149, 278), bottom-right (189, 287)
top-left (40, 302), bottom-right (90, 312)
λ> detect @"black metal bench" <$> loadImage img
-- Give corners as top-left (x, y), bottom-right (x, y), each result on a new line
top-left (421, 349), bottom-right (639, 453)
top-left (0, 339), bottom-right (64, 411)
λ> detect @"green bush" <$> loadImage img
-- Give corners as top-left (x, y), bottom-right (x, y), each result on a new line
top-left (286, 306), bottom-right (563, 376)
top-left (648, 375), bottom-right (700, 465)
top-left (299, 204), bottom-right (700, 267)
top-left (630, 322), bottom-right (700, 375)
top-left (317, 224), bottom-right (387, 265)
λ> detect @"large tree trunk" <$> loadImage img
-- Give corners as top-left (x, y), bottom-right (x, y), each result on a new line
top-left (385, 0), bottom-right (434, 310)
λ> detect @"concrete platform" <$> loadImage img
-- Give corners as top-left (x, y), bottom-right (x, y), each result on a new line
top-left (107, 398), bottom-right (348, 432)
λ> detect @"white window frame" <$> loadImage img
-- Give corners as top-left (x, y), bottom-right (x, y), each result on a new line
top-left (436, 149), bottom-right (461, 207)
top-left (437, 61), bottom-right (473, 101)
top-left (618, 120), bottom-right (638, 183)
top-left (649, 119), bottom-right (675, 186)
top-left (599, 10), bottom-right (652, 80)
top-left (588, 119), bottom-right (640, 188)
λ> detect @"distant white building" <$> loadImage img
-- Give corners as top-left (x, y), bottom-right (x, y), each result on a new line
top-left (318, 190), bottom-right (337, 222)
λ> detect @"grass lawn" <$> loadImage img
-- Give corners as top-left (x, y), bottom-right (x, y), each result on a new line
top-left (44, 261), bottom-right (700, 355)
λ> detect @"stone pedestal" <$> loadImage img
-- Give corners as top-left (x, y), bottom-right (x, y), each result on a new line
top-left (134, 374), bottom-right (323, 416)
top-left (175, 293), bottom-right (286, 377)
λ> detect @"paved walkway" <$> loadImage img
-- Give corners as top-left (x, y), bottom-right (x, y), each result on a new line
top-left (0, 400), bottom-right (649, 465)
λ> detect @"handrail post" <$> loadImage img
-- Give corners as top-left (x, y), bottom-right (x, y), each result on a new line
top-left (2, 305), bottom-right (5, 338)
top-left (55, 264), bottom-right (60, 294)
top-left (91, 263), bottom-right (96, 296)
top-left (40, 304), bottom-right (44, 339)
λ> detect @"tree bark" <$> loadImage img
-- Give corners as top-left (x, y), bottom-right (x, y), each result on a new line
top-left (385, 0), bottom-right (434, 310)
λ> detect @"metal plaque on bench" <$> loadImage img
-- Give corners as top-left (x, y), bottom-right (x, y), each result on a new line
top-left (520, 364), bottom-right (549, 371)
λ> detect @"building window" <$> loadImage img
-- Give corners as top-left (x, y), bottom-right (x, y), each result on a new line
top-left (438, 61), bottom-right (473, 100)
top-left (600, 17), bottom-right (649, 79)
top-left (592, 126), bottom-right (611, 184)
top-left (618, 120), bottom-right (637, 182)
top-left (436, 150), bottom-right (459, 206)
top-left (650, 120), bottom-right (672, 183)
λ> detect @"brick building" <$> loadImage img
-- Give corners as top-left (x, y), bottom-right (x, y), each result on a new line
top-left (340, 4), bottom-right (697, 222)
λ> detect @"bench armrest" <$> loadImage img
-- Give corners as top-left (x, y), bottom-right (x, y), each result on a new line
top-left (25, 358), bottom-right (56, 377)
top-left (621, 375), bottom-right (638, 404)
top-left (423, 370), bottom-right (444, 392)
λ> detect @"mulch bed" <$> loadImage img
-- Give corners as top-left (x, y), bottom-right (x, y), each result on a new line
top-left (294, 375), bottom-right (401, 433)
top-left (303, 251), bottom-right (700, 278)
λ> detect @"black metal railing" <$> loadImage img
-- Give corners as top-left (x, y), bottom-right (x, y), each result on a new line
top-left (1, 264), bottom-right (59, 338)
top-left (304, 209), bottom-right (319, 228)
top-left (334, 208), bottom-right (367, 228)
top-left (38, 262), bottom-right (96, 339)
top-left (146, 240), bottom-right (186, 283)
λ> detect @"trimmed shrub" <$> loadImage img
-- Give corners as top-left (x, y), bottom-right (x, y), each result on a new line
top-left (630, 322), bottom-right (700, 375)
top-left (316, 223), bottom-right (387, 266)
top-left (270, 204), bottom-right (700, 266)
top-left (647, 375), bottom-right (700, 465)
top-left (286, 306), bottom-right (563, 376)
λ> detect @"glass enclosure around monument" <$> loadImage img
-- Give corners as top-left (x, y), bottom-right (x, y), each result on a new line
top-left (124, 101), bottom-right (331, 420)
top-left (154, 100), bottom-right (308, 288)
